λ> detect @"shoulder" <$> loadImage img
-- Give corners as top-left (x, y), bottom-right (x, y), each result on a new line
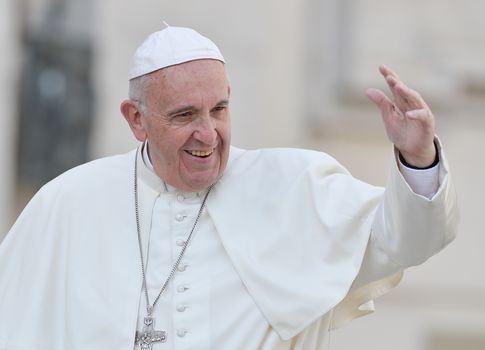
top-left (226, 145), bottom-right (349, 177)
top-left (33, 149), bottom-right (136, 204)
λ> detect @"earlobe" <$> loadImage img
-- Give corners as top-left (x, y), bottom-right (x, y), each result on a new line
top-left (120, 99), bottom-right (147, 142)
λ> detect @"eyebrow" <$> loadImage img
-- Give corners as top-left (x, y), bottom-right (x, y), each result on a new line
top-left (215, 99), bottom-right (230, 107)
top-left (166, 99), bottom-right (229, 117)
top-left (167, 105), bottom-right (195, 117)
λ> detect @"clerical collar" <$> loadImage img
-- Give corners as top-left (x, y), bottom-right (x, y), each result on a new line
top-left (141, 141), bottom-right (154, 172)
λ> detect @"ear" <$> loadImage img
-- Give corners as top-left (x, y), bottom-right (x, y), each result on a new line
top-left (120, 99), bottom-right (147, 142)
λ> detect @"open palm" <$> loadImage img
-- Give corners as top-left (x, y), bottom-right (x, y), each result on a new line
top-left (366, 65), bottom-right (436, 168)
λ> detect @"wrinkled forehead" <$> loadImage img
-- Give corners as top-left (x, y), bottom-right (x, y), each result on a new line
top-left (145, 59), bottom-right (229, 108)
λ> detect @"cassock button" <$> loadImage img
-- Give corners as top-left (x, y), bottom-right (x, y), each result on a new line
top-left (177, 264), bottom-right (187, 272)
top-left (177, 329), bottom-right (188, 337)
top-left (177, 285), bottom-right (189, 293)
top-left (176, 304), bottom-right (187, 312)
top-left (175, 214), bottom-right (185, 222)
top-left (177, 194), bottom-right (185, 202)
top-left (176, 239), bottom-right (186, 247)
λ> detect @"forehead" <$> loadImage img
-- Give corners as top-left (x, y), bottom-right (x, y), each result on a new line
top-left (148, 59), bottom-right (227, 98)
top-left (144, 60), bottom-right (228, 112)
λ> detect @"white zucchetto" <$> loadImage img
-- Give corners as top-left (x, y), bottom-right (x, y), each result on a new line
top-left (128, 25), bottom-right (225, 80)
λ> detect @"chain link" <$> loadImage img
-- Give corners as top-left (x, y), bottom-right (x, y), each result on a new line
top-left (134, 149), bottom-right (213, 316)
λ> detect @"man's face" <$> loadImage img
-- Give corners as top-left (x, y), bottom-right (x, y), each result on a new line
top-left (139, 59), bottom-right (231, 192)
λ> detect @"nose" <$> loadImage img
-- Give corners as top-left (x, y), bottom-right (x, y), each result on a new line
top-left (193, 115), bottom-right (217, 145)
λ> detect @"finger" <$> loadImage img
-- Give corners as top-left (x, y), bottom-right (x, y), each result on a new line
top-left (385, 76), bottom-right (427, 112)
top-left (365, 88), bottom-right (386, 106)
top-left (379, 65), bottom-right (420, 111)
top-left (366, 88), bottom-right (404, 119)
top-left (366, 88), bottom-right (394, 111)
top-left (379, 65), bottom-right (408, 105)
top-left (405, 108), bottom-right (433, 123)
top-left (394, 84), bottom-right (428, 110)
top-left (379, 64), bottom-right (401, 82)
top-left (382, 75), bottom-right (409, 111)
top-left (405, 108), bottom-right (435, 138)
top-left (389, 79), bottom-right (419, 110)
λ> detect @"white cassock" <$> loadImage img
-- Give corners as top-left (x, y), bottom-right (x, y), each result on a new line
top-left (0, 141), bottom-right (458, 350)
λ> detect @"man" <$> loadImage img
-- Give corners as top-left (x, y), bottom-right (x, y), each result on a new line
top-left (0, 25), bottom-right (457, 349)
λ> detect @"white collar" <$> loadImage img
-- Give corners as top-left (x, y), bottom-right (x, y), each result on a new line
top-left (142, 141), bottom-right (154, 172)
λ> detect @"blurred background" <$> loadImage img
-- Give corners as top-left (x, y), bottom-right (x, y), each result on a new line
top-left (0, 0), bottom-right (484, 348)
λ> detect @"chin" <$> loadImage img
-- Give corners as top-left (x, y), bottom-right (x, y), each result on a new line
top-left (186, 174), bottom-right (220, 192)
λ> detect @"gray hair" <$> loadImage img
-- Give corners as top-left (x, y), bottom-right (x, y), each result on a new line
top-left (128, 74), bottom-right (152, 113)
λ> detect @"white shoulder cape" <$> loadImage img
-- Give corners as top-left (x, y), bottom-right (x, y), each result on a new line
top-left (0, 144), bottom-right (458, 349)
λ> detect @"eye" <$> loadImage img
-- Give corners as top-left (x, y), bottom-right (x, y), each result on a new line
top-left (212, 105), bottom-right (227, 113)
top-left (172, 111), bottom-right (193, 120)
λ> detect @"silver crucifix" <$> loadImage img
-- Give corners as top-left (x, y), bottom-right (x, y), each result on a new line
top-left (135, 316), bottom-right (167, 349)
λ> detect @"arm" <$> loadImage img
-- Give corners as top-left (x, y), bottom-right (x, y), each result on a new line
top-left (352, 139), bottom-right (458, 290)
top-left (352, 66), bottom-right (459, 288)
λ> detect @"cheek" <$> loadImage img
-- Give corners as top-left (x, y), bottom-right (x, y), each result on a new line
top-left (151, 127), bottom-right (192, 157)
top-left (219, 120), bottom-right (231, 142)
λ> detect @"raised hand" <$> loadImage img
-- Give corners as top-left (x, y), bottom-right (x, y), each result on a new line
top-left (366, 64), bottom-right (436, 168)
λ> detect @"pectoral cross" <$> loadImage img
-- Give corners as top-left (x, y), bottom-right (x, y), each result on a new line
top-left (135, 316), bottom-right (167, 349)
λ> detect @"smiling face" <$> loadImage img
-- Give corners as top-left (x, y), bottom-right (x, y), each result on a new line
top-left (121, 59), bottom-right (231, 192)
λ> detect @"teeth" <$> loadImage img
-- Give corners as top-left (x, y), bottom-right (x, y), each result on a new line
top-left (189, 150), bottom-right (213, 157)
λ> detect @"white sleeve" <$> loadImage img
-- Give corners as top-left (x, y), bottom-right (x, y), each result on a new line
top-left (398, 157), bottom-right (440, 200)
top-left (351, 138), bottom-right (458, 290)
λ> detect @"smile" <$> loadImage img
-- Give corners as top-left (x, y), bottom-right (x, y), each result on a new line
top-left (185, 149), bottom-right (214, 158)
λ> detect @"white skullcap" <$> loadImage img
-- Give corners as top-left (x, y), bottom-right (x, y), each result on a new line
top-left (128, 25), bottom-right (225, 80)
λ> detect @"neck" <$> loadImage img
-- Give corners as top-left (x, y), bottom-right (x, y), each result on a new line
top-left (142, 141), bottom-right (171, 192)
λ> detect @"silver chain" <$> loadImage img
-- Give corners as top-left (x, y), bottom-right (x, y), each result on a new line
top-left (134, 149), bottom-right (213, 316)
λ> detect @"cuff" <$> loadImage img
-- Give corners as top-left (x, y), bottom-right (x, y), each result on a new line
top-left (396, 141), bottom-right (441, 199)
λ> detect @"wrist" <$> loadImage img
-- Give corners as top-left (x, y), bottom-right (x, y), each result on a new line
top-left (399, 142), bottom-right (439, 169)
